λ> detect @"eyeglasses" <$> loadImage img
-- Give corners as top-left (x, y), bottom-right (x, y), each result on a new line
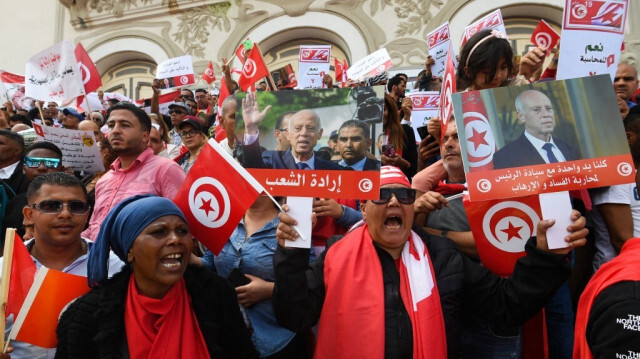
top-left (179, 130), bottom-right (199, 138)
top-left (169, 110), bottom-right (186, 115)
top-left (30, 200), bottom-right (91, 215)
top-left (24, 157), bottom-right (61, 168)
top-left (371, 188), bottom-right (416, 205)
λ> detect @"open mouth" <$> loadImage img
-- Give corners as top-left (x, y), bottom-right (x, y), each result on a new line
top-left (384, 216), bottom-right (403, 231)
top-left (160, 253), bottom-right (183, 269)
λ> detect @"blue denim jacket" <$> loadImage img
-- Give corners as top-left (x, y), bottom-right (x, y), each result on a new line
top-left (202, 216), bottom-right (310, 357)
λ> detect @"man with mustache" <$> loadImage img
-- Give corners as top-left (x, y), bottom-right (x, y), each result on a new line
top-left (82, 102), bottom-right (185, 241)
top-left (493, 90), bottom-right (580, 169)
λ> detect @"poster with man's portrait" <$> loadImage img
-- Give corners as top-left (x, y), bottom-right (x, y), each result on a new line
top-left (233, 87), bottom-right (384, 199)
top-left (452, 75), bottom-right (634, 201)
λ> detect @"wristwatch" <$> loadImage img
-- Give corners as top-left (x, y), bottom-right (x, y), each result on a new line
top-left (440, 230), bottom-right (449, 238)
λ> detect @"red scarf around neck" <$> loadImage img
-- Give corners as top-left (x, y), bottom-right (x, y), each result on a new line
top-left (125, 274), bottom-right (210, 359)
top-left (316, 224), bottom-right (447, 359)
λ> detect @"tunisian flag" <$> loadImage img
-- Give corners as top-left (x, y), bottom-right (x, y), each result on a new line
top-left (74, 43), bottom-right (102, 94)
top-left (201, 61), bottom-right (216, 84)
top-left (334, 58), bottom-right (344, 87)
top-left (460, 90), bottom-right (496, 172)
top-left (174, 139), bottom-right (264, 254)
top-left (3, 232), bottom-right (37, 319)
top-left (237, 45), bottom-right (269, 91)
top-left (214, 76), bottom-right (231, 142)
top-left (439, 44), bottom-right (456, 143)
top-left (7, 267), bottom-right (90, 348)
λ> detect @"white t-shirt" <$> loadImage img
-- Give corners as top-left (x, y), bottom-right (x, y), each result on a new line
top-left (591, 182), bottom-right (640, 271)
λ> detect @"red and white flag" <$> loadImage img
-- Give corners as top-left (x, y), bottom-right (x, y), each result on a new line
top-left (201, 61), bottom-right (216, 84)
top-left (7, 267), bottom-right (90, 348)
top-left (439, 44), bottom-right (456, 142)
top-left (464, 193), bottom-right (542, 277)
top-left (237, 45), bottom-right (269, 91)
top-left (214, 76), bottom-right (231, 142)
top-left (335, 58), bottom-right (344, 87)
top-left (284, 64), bottom-right (298, 88)
top-left (136, 90), bottom-right (180, 116)
top-left (3, 233), bottom-right (37, 320)
top-left (461, 9), bottom-right (507, 46)
top-left (460, 91), bottom-right (496, 172)
top-left (0, 70), bottom-right (30, 110)
top-left (173, 139), bottom-right (265, 254)
top-left (0, 70), bottom-right (25, 84)
top-left (74, 43), bottom-right (102, 94)
top-left (25, 40), bottom-right (85, 102)
top-left (531, 20), bottom-right (560, 55)
top-left (156, 55), bottom-right (195, 89)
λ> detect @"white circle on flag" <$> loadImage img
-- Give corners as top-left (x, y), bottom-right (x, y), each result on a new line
top-left (188, 177), bottom-right (231, 228)
top-left (463, 111), bottom-right (496, 167)
top-left (477, 179), bottom-right (491, 193)
top-left (617, 162), bottom-right (633, 176)
top-left (180, 75), bottom-right (189, 85)
top-left (78, 61), bottom-right (91, 85)
top-left (243, 59), bottom-right (257, 78)
top-left (534, 32), bottom-right (552, 48)
top-left (441, 72), bottom-right (453, 124)
top-left (205, 68), bottom-right (214, 77)
top-left (572, 3), bottom-right (588, 19)
top-left (358, 178), bottom-right (373, 192)
top-left (482, 201), bottom-right (540, 253)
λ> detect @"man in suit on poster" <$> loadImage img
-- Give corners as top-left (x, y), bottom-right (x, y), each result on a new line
top-left (493, 90), bottom-right (580, 169)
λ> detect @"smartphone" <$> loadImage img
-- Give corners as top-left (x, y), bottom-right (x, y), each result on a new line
top-left (417, 125), bottom-right (430, 140)
top-left (227, 268), bottom-right (251, 287)
top-left (382, 144), bottom-right (396, 157)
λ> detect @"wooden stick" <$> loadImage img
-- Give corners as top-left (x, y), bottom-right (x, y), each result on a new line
top-left (35, 102), bottom-right (46, 124)
top-left (225, 54), bottom-right (236, 66)
top-left (0, 228), bottom-right (17, 352)
top-left (84, 93), bottom-right (93, 115)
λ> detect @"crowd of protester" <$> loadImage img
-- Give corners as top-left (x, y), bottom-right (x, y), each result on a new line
top-left (0, 23), bottom-right (639, 359)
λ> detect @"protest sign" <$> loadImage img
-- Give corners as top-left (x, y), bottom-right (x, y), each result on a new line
top-left (0, 70), bottom-right (31, 110)
top-left (452, 75), bottom-right (633, 201)
top-left (271, 64), bottom-right (297, 89)
top-left (155, 55), bottom-right (195, 89)
top-left (556, 0), bottom-right (628, 80)
top-left (25, 40), bottom-right (84, 102)
top-left (461, 9), bottom-right (507, 45)
top-left (408, 91), bottom-right (439, 140)
top-left (298, 45), bottom-right (331, 89)
top-left (531, 20), bottom-right (560, 55)
top-left (32, 123), bottom-right (105, 172)
top-left (234, 86), bottom-right (384, 199)
top-left (346, 49), bottom-right (392, 81)
top-left (427, 22), bottom-right (452, 78)
top-left (79, 91), bottom-right (133, 113)
top-left (439, 45), bottom-right (456, 143)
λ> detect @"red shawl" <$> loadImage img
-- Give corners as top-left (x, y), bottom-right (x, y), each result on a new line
top-left (125, 275), bottom-right (210, 359)
top-left (316, 224), bottom-right (447, 359)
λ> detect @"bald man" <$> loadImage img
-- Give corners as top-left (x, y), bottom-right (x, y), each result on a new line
top-left (78, 119), bottom-right (104, 142)
top-left (493, 90), bottom-right (581, 169)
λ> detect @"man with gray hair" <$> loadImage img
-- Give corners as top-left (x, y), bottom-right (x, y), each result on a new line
top-left (218, 94), bottom-right (237, 156)
top-left (614, 58), bottom-right (639, 110)
top-left (493, 89), bottom-right (580, 169)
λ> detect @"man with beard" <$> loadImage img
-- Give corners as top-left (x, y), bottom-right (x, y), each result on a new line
top-left (82, 102), bottom-right (185, 241)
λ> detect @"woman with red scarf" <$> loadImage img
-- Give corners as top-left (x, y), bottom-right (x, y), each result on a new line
top-left (55, 195), bottom-right (258, 359)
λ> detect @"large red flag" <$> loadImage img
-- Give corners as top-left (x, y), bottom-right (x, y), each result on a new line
top-left (74, 43), bottom-right (102, 94)
top-left (439, 44), bottom-right (456, 142)
top-left (201, 61), bottom-right (216, 84)
top-left (8, 267), bottom-right (90, 348)
top-left (173, 139), bottom-right (264, 254)
top-left (237, 45), bottom-right (269, 91)
top-left (4, 233), bottom-right (36, 319)
top-left (335, 58), bottom-right (343, 86)
top-left (460, 91), bottom-right (496, 172)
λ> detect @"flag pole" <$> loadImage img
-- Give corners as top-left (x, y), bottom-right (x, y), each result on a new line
top-left (84, 93), bottom-right (93, 115)
top-left (35, 102), bottom-right (46, 125)
top-left (0, 228), bottom-right (17, 351)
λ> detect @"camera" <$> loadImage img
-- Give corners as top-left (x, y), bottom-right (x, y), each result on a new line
top-left (351, 86), bottom-right (383, 124)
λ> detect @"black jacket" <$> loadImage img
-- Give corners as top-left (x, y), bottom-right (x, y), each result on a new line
top-left (55, 265), bottom-right (258, 359)
top-left (493, 132), bottom-right (581, 170)
top-left (3, 160), bottom-right (29, 196)
top-left (272, 226), bottom-right (570, 358)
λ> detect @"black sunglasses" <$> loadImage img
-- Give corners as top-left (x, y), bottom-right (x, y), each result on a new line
top-left (371, 188), bottom-right (416, 205)
top-left (30, 200), bottom-right (91, 215)
top-left (169, 109), bottom-right (186, 115)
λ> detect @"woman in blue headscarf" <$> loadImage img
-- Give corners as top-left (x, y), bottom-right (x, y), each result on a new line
top-left (55, 195), bottom-right (258, 359)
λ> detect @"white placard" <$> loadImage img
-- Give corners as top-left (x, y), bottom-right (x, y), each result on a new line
top-left (427, 22), bottom-right (452, 78)
top-left (556, 0), bottom-right (628, 81)
top-left (461, 9), bottom-right (507, 45)
top-left (155, 55), bottom-right (195, 89)
top-left (346, 48), bottom-right (392, 81)
top-left (284, 196), bottom-right (313, 249)
top-left (298, 45), bottom-right (331, 89)
top-left (25, 40), bottom-right (84, 102)
top-left (539, 191), bottom-right (572, 249)
top-left (32, 123), bottom-right (105, 172)
top-left (408, 91), bottom-right (440, 140)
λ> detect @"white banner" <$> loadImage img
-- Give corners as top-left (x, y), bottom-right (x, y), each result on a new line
top-left (78, 92), bottom-right (134, 112)
top-left (427, 22), bottom-right (452, 78)
top-left (461, 9), bottom-right (507, 45)
top-left (297, 45), bottom-right (331, 89)
top-left (32, 123), bottom-right (104, 172)
top-left (156, 55), bottom-right (195, 89)
top-left (346, 48), bottom-right (392, 81)
top-left (25, 40), bottom-right (84, 103)
top-left (408, 91), bottom-right (440, 140)
top-left (556, 0), bottom-right (627, 81)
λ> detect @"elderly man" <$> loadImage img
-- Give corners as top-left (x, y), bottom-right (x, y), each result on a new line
top-left (336, 119), bottom-right (380, 170)
top-left (273, 165), bottom-right (588, 358)
top-left (241, 92), bottom-right (342, 170)
top-left (493, 90), bottom-right (581, 169)
top-left (2, 172), bottom-right (122, 358)
top-left (78, 119), bottom-right (104, 142)
top-left (614, 61), bottom-right (639, 109)
top-left (218, 95), bottom-right (237, 156)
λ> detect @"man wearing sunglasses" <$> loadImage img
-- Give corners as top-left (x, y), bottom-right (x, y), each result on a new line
top-left (168, 102), bottom-right (189, 146)
top-left (5, 142), bottom-right (65, 238)
top-left (273, 165), bottom-right (589, 358)
top-left (2, 172), bottom-right (122, 358)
